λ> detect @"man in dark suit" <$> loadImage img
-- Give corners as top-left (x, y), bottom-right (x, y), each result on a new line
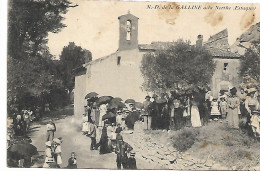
top-left (115, 138), bottom-right (133, 169)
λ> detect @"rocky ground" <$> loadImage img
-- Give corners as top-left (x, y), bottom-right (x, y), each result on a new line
top-left (122, 121), bottom-right (260, 170)
top-left (122, 122), bottom-right (220, 170)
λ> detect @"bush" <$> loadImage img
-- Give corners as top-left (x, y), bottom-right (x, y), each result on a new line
top-left (171, 128), bottom-right (200, 152)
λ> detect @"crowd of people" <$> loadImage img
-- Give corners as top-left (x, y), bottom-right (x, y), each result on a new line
top-left (82, 86), bottom-right (260, 143)
top-left (81, 99), bottom-right (138, 169)
top-left (43, 119), bottom-right (77, 168)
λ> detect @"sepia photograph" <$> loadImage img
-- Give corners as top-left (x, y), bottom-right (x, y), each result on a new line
top-left (5, 0), bottom-right (260, 169)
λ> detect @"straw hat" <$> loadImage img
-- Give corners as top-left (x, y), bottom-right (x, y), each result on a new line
top-left (145, 95), bottom-right (151, 99)
top-left (45, 141), bottom-right (52, 147)
top-left (247, 88), bottom-right (257, 94)
top-left (130, 152), bottom-right (136, 156)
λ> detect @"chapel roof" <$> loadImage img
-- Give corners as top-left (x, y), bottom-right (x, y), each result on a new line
top-left (139, 29), bottom-right (240, 58)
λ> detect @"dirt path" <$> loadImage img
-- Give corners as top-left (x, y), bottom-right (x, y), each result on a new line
top-left (29, 115), bottom-right (163, 169)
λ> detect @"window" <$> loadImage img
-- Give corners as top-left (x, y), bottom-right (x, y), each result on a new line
top-left (126, 20), bottom-right (131, 40)
top-left (224, 63), bottom-right (228, 71)
top-left (117, 56), bottom-right (121, 65)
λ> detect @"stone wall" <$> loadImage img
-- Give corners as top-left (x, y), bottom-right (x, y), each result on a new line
top-left (122, 122), bottom-right (228, 170)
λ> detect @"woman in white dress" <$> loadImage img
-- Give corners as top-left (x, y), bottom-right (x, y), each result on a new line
top-left (99, 104), bottom-right (107, 127)
top-left (54, 139), bottom-right (62, 168)
top-left (190, 97), bottom-right (202, 127)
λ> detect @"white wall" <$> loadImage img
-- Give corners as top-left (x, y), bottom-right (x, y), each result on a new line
top-left (85, 49), bottom-right (148, 102)
top-left (211, 58), bottom-right (240, 97)
top-left (74, 74), bottom-right (87, 126)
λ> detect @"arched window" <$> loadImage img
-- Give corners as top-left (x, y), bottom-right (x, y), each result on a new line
top-left (126, 20), bottom-right (131, 40)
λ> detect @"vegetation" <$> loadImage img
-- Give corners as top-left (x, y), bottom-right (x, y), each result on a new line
top-left (171, 128), bottom-right (200, 152)
top-left (59, 42), bottom-right (92, 93)
top-left (7, 0), bottom-right (79, 113)
top-left (140, 40), bottom-right (216, 97)
top-left (239, 40), bottom-right (260, 90)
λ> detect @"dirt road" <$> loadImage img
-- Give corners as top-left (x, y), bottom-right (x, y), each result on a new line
top-left (29, 115), bottom-right (163, 169)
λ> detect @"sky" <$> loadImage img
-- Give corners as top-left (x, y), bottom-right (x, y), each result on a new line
top-left (46, 1), bottom-right (260, 60)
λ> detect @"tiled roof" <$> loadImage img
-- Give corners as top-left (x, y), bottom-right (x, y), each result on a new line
top-left (206, 47), bottom-right (240, 58)
top-left (204, 29), bottom-right (228, 45)
top-left (139, 41), bottom-right (175, 50)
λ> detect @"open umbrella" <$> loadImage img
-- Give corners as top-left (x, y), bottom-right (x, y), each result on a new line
top-left (125, 99), bottom-right (135, 104)
top-left (96, 96), bottom-right (113, 106)
top-left (108, 101), bottom-right (126, 109)
top-left (157, 98), bottom-right (167, 104)
top-left (8, 143), bottom-right (38, 158)
top-left (102, 112), bottom-right (116, 120)
top-left (134, 102), bottom-right (144, 109)
top-left (85, 92), bottom-right (98, 99)
top-left (112, 97), bottom-right (123, 102)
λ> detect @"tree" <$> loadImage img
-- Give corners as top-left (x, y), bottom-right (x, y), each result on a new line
top-left (8, 0), bottom-right (72, 59)
top-left (59, 42), bottom-right (92, 93)
top-left (7, 0), bottom-right (75, 111)
top-left (239, 40), bottom-right (260, 90)
top-left (140, 40), bottom-right (216, 97)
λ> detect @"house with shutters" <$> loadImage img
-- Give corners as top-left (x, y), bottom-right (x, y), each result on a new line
top-left (73, 12), bottom-right (241, 122)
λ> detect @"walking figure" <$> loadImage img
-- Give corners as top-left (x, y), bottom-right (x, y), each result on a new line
top-left (46, 119), bottom-right (56, 141)
top-left (115, 138), bottom-right (133, 169)
top-left (89, 121), bottom-right (97, 150)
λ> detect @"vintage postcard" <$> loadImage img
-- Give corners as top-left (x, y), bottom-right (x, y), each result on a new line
top-left (6, 0), bottom-right (260, 170)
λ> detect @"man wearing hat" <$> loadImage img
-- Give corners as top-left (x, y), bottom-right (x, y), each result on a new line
top-left (143, 95), bottom-right (152, 130)
top-left (89, 121), bottom-right (97, 150)
top-left (150, 94), bottom-right (159, 129)
top-left (127, 152), bottom-right (137, 169)
top-left (115, 138), bottom-right (133, 169)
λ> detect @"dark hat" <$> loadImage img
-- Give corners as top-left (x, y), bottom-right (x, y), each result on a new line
top-left (230, 87), bottom-right (237, 93)
top-left (152, 94), bottom-right (158, 98)
top-left (252, 110), bottom-right (260, 114)
top-left (145, 95), bottom-right (151, 99)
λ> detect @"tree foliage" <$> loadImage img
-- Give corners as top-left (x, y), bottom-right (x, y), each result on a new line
top-left (239, 40), bottom-right (260, 90)
top-left (7, 0), bottom-right (73, 110)
top-left (59, 42), bottom-right (92, 92)
top-left (140, 40), bottom-right (216, 96)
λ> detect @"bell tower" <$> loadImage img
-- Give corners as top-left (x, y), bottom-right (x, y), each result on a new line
top-left (118, 11), bottom-right (139, 51)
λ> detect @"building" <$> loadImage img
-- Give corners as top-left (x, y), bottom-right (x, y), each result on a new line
top-left (73, 12), bottom-right (241, 122)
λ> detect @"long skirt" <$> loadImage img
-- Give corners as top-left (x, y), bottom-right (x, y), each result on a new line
top-left (191, 106), bottom-right (202, 127)
top-left (227, 108), bottom-right (239, 129)
top-left (57, 154), bottom-right (62, 165)
top-left (99, 138), bottom-right (109, 154)
top-left (174, 108), bottom-right (184, 130)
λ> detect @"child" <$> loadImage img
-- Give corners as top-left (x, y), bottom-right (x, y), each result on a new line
top-left (211, 98), bottom-right (221, 119)
top-left (53, 137), bottom-right (63, 168)
top-left (67, 152), bottom-right (77, 169)
top-left (219, 97), bottom-right (228, 119)
top-left (43, 141), bottom-right (54, 168)
top-left (250, 110), bottom-right (260, 138)
top-left (127, 152), bottom-right (137, 169)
